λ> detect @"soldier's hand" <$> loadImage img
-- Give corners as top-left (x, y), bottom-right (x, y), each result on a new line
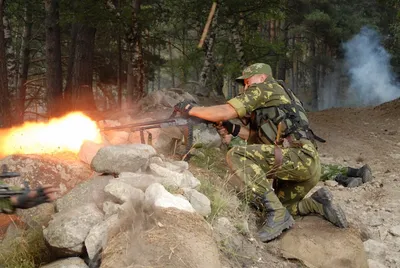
top-left (220, 121), bottom-right (241, 137)
top-left (174, 100), bottom-right (196, 117)
top-left (10, 185), bottom-right (59, 209)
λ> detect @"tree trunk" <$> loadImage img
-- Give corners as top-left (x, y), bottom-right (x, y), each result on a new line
top-left (64, 24), bottom-right (78, 109)
top-left (45, 0), bottom-right (63, 117)
top-left (3, 13), bottom-right (15, 91)
top-left (199, 8), bottom-right (218, 88)
top-left (126, 0), bottom-right (144, 105)
top-left (0, 0), bottom-right (11, 127)
top-left (70, 24), bottom-right (97, 111)
top-left (229, 19), bottom-right (246, 69)
top-left (277, 20), bottom-right (288, 81)
top-left (310, 39), bottom-right (318, 110)
top-left (16, 4), bottom-right (32, 124)
top-left (168, 38), bottom-right (175, 88)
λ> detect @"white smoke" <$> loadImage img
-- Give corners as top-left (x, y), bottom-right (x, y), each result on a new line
top-left (343, 27), bottom-right (400, 106)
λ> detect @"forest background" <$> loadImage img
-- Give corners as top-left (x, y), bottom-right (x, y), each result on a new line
top-left (0, 0), bottom-right (399, 127)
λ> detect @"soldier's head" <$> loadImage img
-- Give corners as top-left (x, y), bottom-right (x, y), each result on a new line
top-left (236, 63), bottom-right (273, 91)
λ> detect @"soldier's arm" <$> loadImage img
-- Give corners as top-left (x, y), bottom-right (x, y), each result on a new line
top-left (189, 104), bottom-right (238, 122)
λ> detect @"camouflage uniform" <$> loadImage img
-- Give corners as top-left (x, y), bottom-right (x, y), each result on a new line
top-left (0, 182), bottom-right (15, 214)
top-left (226, 71), bottom-right (320, 215)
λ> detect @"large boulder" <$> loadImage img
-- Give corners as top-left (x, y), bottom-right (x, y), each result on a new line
top-left (91, 144), bottom-right (156, 174)
top-left (40, 257), bottom-right (88, 268)
top-left (104, 180), bottom-right (145, 204)
top-left (100, 208), bottom-right (221, 268)
top-left (0, 154), bottom-right (93, 193)
top-left (55, 175), bottom-right (112, 213)
top-left (148, 163), bottom-right (200, 188)
top-left (43, 203), bottom-right (104, 257)
top-left (145, 183), bottom-right (195, 213)
top-left (280, 216), bottom-right (368, 268)
top-left (78, 141), bottom-right (106, 165)
top-left (193, 124), bottom-right (221, 148)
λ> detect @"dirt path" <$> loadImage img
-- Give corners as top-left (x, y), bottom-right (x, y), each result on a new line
top-left (308, 98), bottom-right (400, 267)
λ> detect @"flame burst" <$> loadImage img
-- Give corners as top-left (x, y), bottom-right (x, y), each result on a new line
top-left (0, 112), bottom-right (102, 156)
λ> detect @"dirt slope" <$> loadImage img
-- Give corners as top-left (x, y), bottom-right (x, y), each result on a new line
top-left (308, 97), bottom-right (400, 267)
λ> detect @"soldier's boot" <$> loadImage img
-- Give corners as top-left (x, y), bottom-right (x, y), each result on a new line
top-left (297, 187), bottom-right (348, 228)
top-left (335, 174), bottom-right (363, 188)
top-left (347, 164), bottom-right (373, 183)
top-left (258, 190), bottom-right (295, 242)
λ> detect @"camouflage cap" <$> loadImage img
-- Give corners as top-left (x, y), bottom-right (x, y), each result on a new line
top-left (235, 63), bottom-right (273, 85)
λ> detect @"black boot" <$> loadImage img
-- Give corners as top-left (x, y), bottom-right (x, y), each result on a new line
top-left (258, 190), bottom-right (295, 242)
top-left (347, 164), bottom-right (372, 183)
top-left (297, 187), bottom-right (348, 228)
top-left (335, 174), bottom-right (363, 188)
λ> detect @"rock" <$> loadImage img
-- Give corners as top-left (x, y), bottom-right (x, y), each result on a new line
top-left (101, 208), bottom-right (221, 268)
top-left (213, 217), bottom-right (242, 251)
top-left (193, 125), bottom-right (221, 148)
top-left (145, 183), bottom-right (195, 213)
top-left (149, 156), bottom-right (165, 167)
top-left (40, 257), bottom-right (89, 268)
top-left (117, 173), bottom-right (158, 191)
top-left (102, 201), bottom-right (121, 217)
top-left (149, 163), bottom-right (200, 188)
top-left (389, 225), bottom-right (400, 237)
top-left (56, 175), bottom-right (112, 213)
top-left (280, 216), bottom-right (368, 268)
top-left (98, 120), bottom-right (121, 129)
top-left (324, 180), bottom-right (339, 187)
top-left (367, 259), bottom-right (387, 268)
top-left (363, 239), bottom-right (387, 260)
top-left (0, 154), bottom-right (92, 192)
top-left (43, 203), bottom-right (104, 257)
top-left (153, 127), bottom-right (183, 154)
top-left (85, 214), bottom-right (119, 261)
top-left (104, 180), bottom-right (145, 204)
top-left (164, 161), bottom-right (188, 173)
top-left (161, 94), bottom-right (180, 107)
top-left (183, 188), bottom-right (211, 217)
top-left (78, 141), bottom-right (106, 165)
top-left (16, 203), bottom-right (55, 228)
top-left (91, 144), bottom-right (156, 174)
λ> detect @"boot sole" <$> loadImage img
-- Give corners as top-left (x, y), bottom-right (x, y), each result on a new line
top-left (312, 187), bottom-right (348, 228)
top-left (258, 216), bottom-right (295, 242)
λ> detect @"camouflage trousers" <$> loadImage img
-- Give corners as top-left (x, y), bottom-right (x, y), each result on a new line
top-left (226, 140), bottom-right (321, 215)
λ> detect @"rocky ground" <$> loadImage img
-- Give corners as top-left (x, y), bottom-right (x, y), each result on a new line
top-left (0, 92), bottom-right (398, 268)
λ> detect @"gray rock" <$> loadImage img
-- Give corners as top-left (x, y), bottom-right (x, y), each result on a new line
top-left (324, 180), bottom-right (339, 187)
top-left (149, 163), bottom-right (200, 188)
top-left (183, 188), bottom-right (211, 217)
top-left (102, 201), bottom-right (121, 218)
top-left (104, 180), bottom-right (145, 204)
top-left (389, 225), bottom-right (400, 237)
top-left (149, 156), bottom-right (165, 167)
top-left (164, 161), bottom-right (188, 173)
top-left (56, 175), bottom-right (112, 213)
top-left (104, 130), bottom-right (129, 145)
top-left (40, 257), bottom-right (88, 268)
top-left (367, 259), bottom-right (387, 268)
top-left (85, 214), bottom-right (119, 261)
top-left (193, 125), bottom-right (221, 148)
top-left (91, 144), bottom-right (156, 174)
top-left (16, 202), bottom-right (55, 228)
top-left (145, 183), bottom-right (195, 212)
top-left (363, 239), bottom-right (387, 260)
top-left (43, 203), bottom-right (104, 257)
top-left (281, 216), bottom-right (368, 268)
top-left (117, 173), bottom-right (158, 191)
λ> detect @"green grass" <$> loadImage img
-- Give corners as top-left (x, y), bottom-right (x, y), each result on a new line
top-left (0, 226), bottom-right (51, 268)
top-left (320, 164), bottom-right (346, 181)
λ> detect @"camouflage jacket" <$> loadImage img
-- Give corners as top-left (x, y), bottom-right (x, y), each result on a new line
top-left (227, 77), bottom-right (310, 145)
top-left (0, 181), bottom-right (15, 214)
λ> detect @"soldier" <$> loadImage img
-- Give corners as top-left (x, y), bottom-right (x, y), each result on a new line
top-left (174, 63), bottom-right (348, 242)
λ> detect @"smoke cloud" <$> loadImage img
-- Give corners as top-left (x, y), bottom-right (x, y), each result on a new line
top-left (343, 26), bottom-right (400, 106)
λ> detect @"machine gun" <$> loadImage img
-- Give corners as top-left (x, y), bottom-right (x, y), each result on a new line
top-left (0, 164), bottom-right (27, 198)
top-left (100, 110), bottom-right (213, 160)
